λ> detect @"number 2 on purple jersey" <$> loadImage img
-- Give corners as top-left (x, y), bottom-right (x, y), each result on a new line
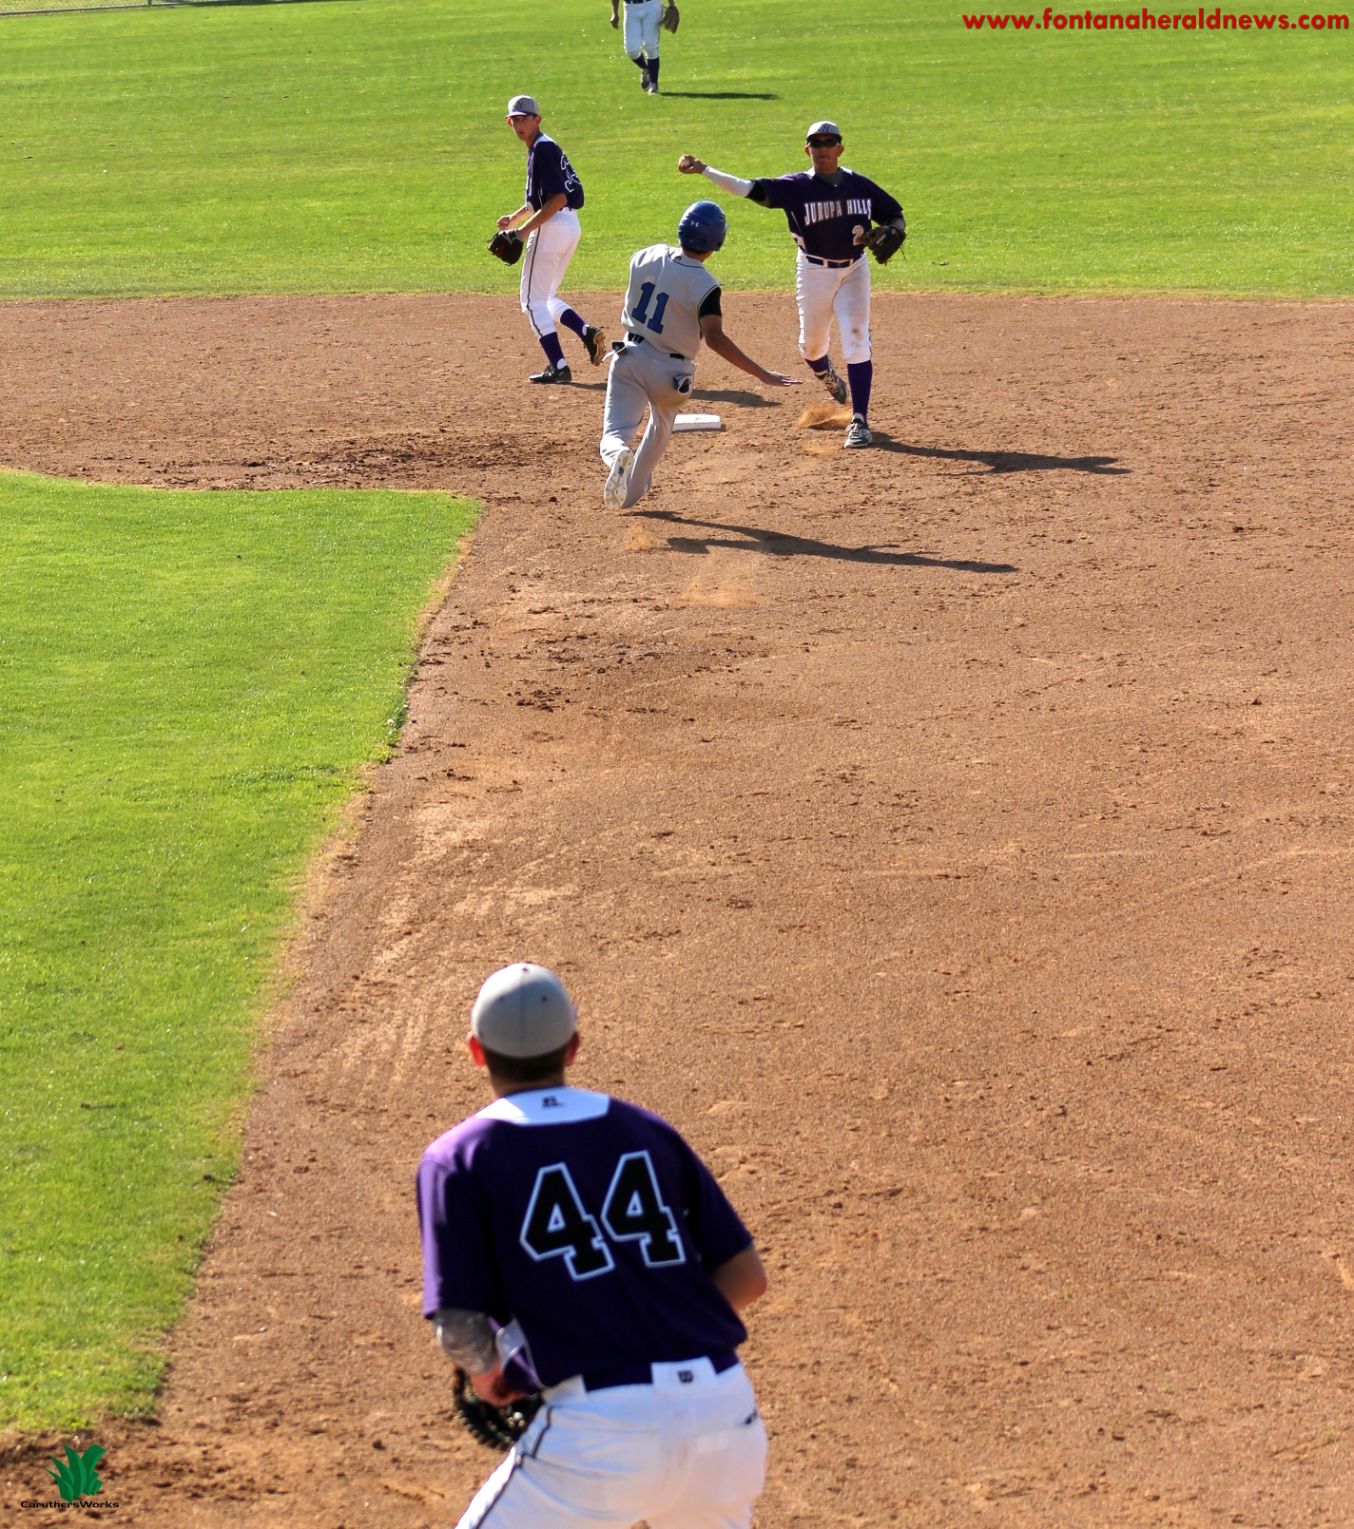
top-left (632, 281), bottom-right (670, 335)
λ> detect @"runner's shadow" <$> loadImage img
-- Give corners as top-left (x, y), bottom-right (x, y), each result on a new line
top-left (871, 432), bottom-right (1128, 475)
top-left (660, 91), bottom-right (780, 100)
top-left (690, 387), bottom-right (778, 408)
top-left (633, 509), bottom-right (1017, 573)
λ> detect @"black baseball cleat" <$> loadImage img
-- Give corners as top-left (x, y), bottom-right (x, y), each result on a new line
top-left (529, 363), bottom-right (572, 384)
top-left (582, 325), bottom-right (608, 366)
top-left (819, 359), bottom-right (848, 406)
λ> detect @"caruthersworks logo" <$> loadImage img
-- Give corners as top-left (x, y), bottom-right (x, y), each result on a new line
top-left (19, 1442), bottom-right (120, 1511)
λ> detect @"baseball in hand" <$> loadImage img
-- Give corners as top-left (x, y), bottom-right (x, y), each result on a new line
top-left (678, 154), bottom-right (704, 175)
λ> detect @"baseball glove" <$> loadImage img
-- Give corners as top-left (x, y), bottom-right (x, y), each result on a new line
top-left (452, 1367), bottom-right (543, 1451)
top-left (661, 1), bottom-right (680, 31)
top-left (863, 223), bottom-right (906, 265)
top-left (488, 229), bottom-right (524, 266)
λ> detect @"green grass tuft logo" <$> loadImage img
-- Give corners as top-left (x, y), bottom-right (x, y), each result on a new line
top-left (46, 1443), bottom-right (105, 1503)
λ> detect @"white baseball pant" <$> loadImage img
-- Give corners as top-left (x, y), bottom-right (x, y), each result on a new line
top-left (456, 1357), bottom-right (766, 1528)
top-left (622, 0), bottom-right (662, 59)
top-left (795, 250), bottom-right (871, 365)
top-left (520, 209), bottom-right (582, 343)
top-left (600, 337), bottom-right (695, 509)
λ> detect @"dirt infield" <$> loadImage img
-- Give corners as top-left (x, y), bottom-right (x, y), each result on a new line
top-left (2, 292), bottom-right (1351, 1527)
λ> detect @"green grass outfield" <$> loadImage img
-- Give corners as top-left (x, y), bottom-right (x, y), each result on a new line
top-left (1, 0), bottom-right (1349, 298)
top-left (0, 473), bottom-right (476, 1429)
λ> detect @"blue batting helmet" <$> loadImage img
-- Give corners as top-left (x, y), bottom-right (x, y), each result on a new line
top-left (677, 200), bottom-right (727, 253)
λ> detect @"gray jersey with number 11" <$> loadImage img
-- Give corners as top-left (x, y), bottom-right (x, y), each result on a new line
top-left (621, 243), bottom-right (720, 362)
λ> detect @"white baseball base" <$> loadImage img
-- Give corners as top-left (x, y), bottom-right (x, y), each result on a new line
top-left (673, 413), bottom-right (722, 432)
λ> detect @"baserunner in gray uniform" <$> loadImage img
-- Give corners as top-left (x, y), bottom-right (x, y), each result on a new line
top-left (600, 201), bottom-right (799, 510)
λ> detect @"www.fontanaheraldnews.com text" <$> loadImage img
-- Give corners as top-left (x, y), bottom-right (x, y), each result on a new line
top-left (962, 7), bottom-right (1347, 27)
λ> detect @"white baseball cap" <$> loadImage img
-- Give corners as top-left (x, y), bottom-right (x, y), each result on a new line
top-left (806, 120), bottom-right (843, 141)
top-left (506, 95), bottom-right (541, 118)
top-left (471, 963), bottom-right (577, 1057)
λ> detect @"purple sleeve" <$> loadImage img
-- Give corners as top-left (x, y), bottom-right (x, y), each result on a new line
top-left (749, 174), bottom-right (801, 211)
top-left (680, 1140), bottom-right (754, 1271)
top-left (860, 175), bottom-right (904, 224)
top-left (533, 141), bottom-right (568, 203)
top-left (416, 1150), bottom-right (498, 1320)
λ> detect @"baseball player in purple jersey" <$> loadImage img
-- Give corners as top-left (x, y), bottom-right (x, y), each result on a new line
top-left (499, 96), bottom-right (608, 384)
top-left (679, 121), bottom-right (907, 448)
top-left (416, 963), bottom-right (769, 1527)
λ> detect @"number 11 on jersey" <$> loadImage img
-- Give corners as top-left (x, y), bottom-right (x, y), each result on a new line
top-left (632, 281), bottom-right (670, 335)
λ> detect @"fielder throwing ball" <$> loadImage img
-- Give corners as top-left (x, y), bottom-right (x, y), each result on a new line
top-left (495, 96), bottom-right (607, 384)
top-left (416, 963), bottom-right (770, 1527)
top-left (679, 121), bottom-right (907, 448)
top-left (601, 200), bottom-right (799, 510)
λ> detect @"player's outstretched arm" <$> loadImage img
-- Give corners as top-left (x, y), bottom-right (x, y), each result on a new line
top-left (700, 316), bottom-right (801, 388)
top-left (678, 155), bottom-right (754, 198)
top-left (711, 1246), bottom-right (769, 1312)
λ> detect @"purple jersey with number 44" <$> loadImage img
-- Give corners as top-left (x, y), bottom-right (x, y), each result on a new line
top-left (752, 168), bottom-right (903, 262)
top-left (417, 1087), bottom-right (751, 1389)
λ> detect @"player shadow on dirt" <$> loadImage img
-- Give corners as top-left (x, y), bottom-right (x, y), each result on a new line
top-left (869, 434), bottom-right (1128, 475)
top-left (691, 387), bottom-right (778, 408)
top-left (633, 510), bottom-right (1017, 574)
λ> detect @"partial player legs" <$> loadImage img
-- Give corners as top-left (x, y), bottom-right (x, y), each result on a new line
top-left (520, 211), bottom-right (583, 374)
top-left (796, 253), bottom-right (873, 437)
top-left (600, 353), bottom-right (648, 472)
top-left (547, 297), bottom-right (608, 367)
top-left (794, 254), bottom-right (838, 369)
top-left (599, 344), bottom-right (689, 508)
top-left (833, 259), bottom-right (871, 368)
top-left (454, 1364), bottom-right (765, 1528)
top-left (640, 1363), bottom-right (767, 1529)
top-left (804, 354), bottom-right (847, 405)
top-left (623, 393), bottom-right (680, 507)
top-left (645, 1416), bottom-right (766, 1529)
top-left (832, 259), bottom-right (874, 443)
top-left (623, 0), bottom-right (662, 89)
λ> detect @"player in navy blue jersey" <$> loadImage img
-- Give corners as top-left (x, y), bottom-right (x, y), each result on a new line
top-left (680, 121), bottom-right (907, 447)
top-left (498, 96), bottom-right (608, 384)
top-left (416, 963), bottom-right (769, 1527)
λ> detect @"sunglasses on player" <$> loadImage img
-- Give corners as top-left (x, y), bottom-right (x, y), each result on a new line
top-left (807, 136), bottom-right (842, 148)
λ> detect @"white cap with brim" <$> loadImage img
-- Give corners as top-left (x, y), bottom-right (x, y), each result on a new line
top-left (472, 963), bottom-right (577, 1058)
top-left (806, 120), bottom-right (843, 140)
top-left (506, 95), bottom-right (541, 118)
